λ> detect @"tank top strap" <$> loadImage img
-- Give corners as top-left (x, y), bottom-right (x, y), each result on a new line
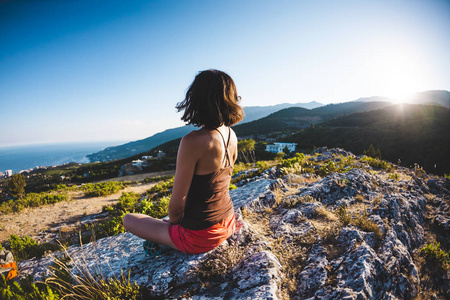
top-left (215, 128), bottom-right (231, 167)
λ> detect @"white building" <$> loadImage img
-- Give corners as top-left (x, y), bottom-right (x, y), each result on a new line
top-left (132, 160), bottom-right (143, 167)
top-left (265, 142), bottom-right (297, 153)
top-left (5, 170), bottom-right (13, 177)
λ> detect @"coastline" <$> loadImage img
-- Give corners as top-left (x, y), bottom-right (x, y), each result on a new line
top-left (0, 141), bottom-right (125, 174)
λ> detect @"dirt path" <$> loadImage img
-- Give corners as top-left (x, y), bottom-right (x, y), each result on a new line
top-left (0, 182), bottom-right (159, 244)
top-left (99, 170), bottom-right (175, 183)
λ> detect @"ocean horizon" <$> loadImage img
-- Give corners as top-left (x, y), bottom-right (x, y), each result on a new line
top-left (0, 141), bottom-right (125, 174)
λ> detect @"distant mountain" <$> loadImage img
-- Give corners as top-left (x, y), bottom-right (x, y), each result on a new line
top-left (409, 90), bottom-right (450, 107)
top-left (352, 90), bottom-right (450, 108)
top-left (87, 102), bottom-right (323, 162)
top-left (86, 125), bottom-right (196, 162)
top-left (242, 101), bottom-right (323, 123)
top-left (352, 96), bottom-right (391, 103)
top-left (282, 104), bottom-right (450, 175)
top-left (233, 101), bottom-right (393, 136)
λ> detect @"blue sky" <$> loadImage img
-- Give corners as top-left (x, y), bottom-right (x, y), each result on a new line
top-left (1, 0), bottom-right (449, 147)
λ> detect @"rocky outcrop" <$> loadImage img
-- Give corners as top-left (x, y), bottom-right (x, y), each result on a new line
top-left (18, 148), bottom-right (450, 299)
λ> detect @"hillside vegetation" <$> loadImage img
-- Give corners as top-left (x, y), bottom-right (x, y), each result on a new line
top-left (282, 104), bottom-right (450, 175)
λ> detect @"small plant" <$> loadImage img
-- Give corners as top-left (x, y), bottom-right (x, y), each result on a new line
top-left (141, 175), bottom-right (173, 184)
top-left (146, 178), bottom-right (174, 197)
top-left (355, 194), bottom-right (365, 203)
top-left (117, 192), bottom-right (141, 212)
top-left (335, 205), bottom-right (351, 226)
top-left (317, 161), bottom-right (337, 177)
top-left (282, 195), bottom-right (315, 208)
top-left (81, 182), bottom-right (125, 197)
top-left (255, 161), bottom-right (270, 171)
top-left (420, 242), bottom-right (450, 274)
top-left (388, 172), bottom-right (400, 180)
top-left (9, 235), bottom-right (59, 261)
top-left (314, 206), bottom-right (338, 221)
top-left (353, 214), bottom-right (382, 240)
top-left (232, 162), bottom-right (253, 175)
top-left (0, 275), bottom-right (60, 300)
top-left (229, 183), bottom-right (237, 190)
top-left (45, 248), bottom-right (141, 299)
top-left (361, 156), bottom-right (391, 170)
top-left (139, 196), bottom-right (170, 219)
top-left (191, 241), bottom-right (245, 281)
top-left (337, 178), bottom-right (350, 187)
top-left (278, 153), bottom-right (307, 175)
top-left (372, 195), bottom-right (383, 206)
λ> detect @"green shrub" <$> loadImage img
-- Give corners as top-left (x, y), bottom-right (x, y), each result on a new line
top-left (232, 162), bottom-right (253, 175)
top-left (278, 153), bottom-right (308, 175)
top-left (229, 183), bottom-right (237, 190)
top-left (116, 192), bottom-right (141, 212)
top-left (420, 242), bottom-right (450, 274)
top-left (0, 192), bottom-right (69, 214)
top-left (0, 275), bottom-right (60, 300)
top-left (139, 196), bottom-right (170, 219)
top-left (81, 182), bottom-right (125, 197)
top-left (388, 172), bottom-right (400, 180)
top-left (317, 161), bottom-right (337, 177)
top-left (141, 175), bottom-right (173, 184)
top-left (361, 156), bottom-right (391, 170)
top-left (9, 235), bottom-right (59, 261)
top-left (146, 178), bottom-right (174, 196)
top-left (255, 161), bottom-right (269, 171)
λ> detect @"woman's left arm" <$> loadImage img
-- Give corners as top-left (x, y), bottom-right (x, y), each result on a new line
top-left (168, 134), bottom-right (198, 224)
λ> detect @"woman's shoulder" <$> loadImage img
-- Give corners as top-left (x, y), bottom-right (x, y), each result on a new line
top-left (181, 128), bottom-right (214, 147)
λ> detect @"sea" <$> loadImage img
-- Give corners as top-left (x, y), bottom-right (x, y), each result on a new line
top-left (0, 141), bottom-right (124, 174)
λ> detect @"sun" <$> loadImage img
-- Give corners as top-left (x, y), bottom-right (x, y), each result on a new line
top-left (365, 42), bottom-right (423, 104)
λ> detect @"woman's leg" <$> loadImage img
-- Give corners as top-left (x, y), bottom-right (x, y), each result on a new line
top-left (123, 213), bottom-right (178, 249)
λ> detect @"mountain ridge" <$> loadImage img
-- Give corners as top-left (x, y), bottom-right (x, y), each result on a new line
top-left (87, 90), bottom-right (449, 163)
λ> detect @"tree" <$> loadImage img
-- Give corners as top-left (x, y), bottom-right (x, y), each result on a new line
top-left (283, 146), bottom-right (290, 155)
top-left (363, 144), bottom-right (382, 159)
top-left (8, 173), bottom-right (26, 199)
top-left (238, 139), bottom-right (256, 163)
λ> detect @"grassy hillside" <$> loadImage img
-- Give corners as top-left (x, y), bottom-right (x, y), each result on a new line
top-left (282, 104), bottom-right (450, 175)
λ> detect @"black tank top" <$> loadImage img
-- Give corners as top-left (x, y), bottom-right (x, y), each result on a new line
top-left (180, 128), bottom-right (235, 230)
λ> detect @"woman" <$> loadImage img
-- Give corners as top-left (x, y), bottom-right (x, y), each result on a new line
top-left (123, 69), bottom-right (243, 254)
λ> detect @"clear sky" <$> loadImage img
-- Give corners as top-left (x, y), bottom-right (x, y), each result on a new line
top-left (1, 0), bottom-right (449, 147)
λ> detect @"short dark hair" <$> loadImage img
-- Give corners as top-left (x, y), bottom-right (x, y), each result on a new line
top-left (176, 69), bottom-right (244, 128)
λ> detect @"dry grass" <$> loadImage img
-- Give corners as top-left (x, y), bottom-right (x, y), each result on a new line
top-left (286, 175), bottom-right (320, 185)
top-left (190, 241), bottom-right (246, 283)
top-left (354, 194), bottom-right (365, 203)
top-left (273, 188), bottom-right (283, 206)
top-left (371, 195), bottom-right (383, 206)
top-left (44, 244), bottom-right (140, 299)
top-left (314, 206), bottom-right (338, 222)
top-left (424, 194), bottom-right (436, 201)
top-left (271, 234), bottom-right (316, 299)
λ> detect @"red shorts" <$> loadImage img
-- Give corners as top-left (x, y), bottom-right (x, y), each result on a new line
top-left (169, 214), bottom-right (236, 254)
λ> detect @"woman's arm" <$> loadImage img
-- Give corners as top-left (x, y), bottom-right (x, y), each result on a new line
top-left (168, 134), bottom-right (198, 224)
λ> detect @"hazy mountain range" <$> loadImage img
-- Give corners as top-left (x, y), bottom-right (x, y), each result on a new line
top-left (87, 101), bottom-right (323, 162)
top-left (87, 90), bottom-right (449, 163)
